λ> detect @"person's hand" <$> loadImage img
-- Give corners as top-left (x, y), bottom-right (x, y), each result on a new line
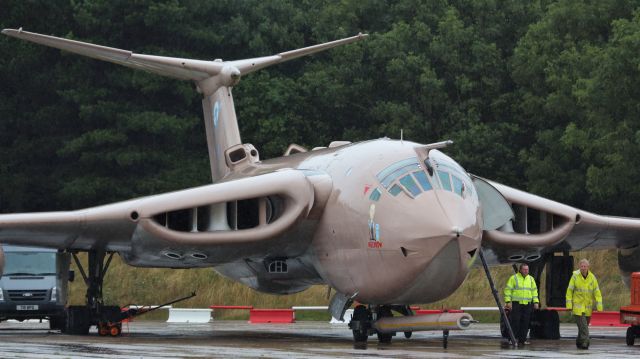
top-left (533, 303), bottom-right (539, 310)
top-left (505, 302), bottom-right (511, 310)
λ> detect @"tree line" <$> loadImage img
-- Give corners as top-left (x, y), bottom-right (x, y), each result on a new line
top-left (2, 0), bottom-right (640, 217)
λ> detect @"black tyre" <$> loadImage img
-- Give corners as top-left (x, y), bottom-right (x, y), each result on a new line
top-left (377, 332), bottom-right (392, 343)
top-left (65, 306), bottom-right (91, 335)
top-left (627, 326), bottom-right (636, 346)
top-left (404, 331), bottom-right (412, 339)
top-left (49, 314), bottom-right (65, 331)
top-left (376, 306), bottom-right (394, 344)
top-left (351, 305), bottom-right (370, 342)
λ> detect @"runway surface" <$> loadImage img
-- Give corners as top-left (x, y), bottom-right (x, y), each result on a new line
top-left (0, 320), bottom-right (637, 358)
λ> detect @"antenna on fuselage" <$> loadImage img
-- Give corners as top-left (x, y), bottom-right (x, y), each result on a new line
top-left (400, 129), bottom-right (403, 143)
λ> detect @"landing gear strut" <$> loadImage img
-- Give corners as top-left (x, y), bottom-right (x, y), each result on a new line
top-left (478, 248), bottom-right (517, 347)
top-left (65, 250), bottom-right (122, 335)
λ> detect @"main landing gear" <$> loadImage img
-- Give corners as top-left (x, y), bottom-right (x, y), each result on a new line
top-left (64, 250), bottom-right (196, 336)
top-left (64, 250), bottom-right (123, 336)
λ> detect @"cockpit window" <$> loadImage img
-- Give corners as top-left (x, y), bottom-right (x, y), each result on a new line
top-left (413, 171), bottom-right (432, 191)
top-left (433, 158), bottom-right (474, 198)
top-left (377, 158), bottom-right (421, 182)
top-left (438, 171), bottom-right (452, 191)
top-left (399, 175), bottom-right (421, 197)
top-left (369, 188), bottom-right (381, 202)
top-left (379, 163), bottom-right (421, 188)
top-left (389, 184), bottom-right (403, 196)
top-left (376, 157), bottom-right (434, 199)
top-left (452, 175), bottom-right (464, 196)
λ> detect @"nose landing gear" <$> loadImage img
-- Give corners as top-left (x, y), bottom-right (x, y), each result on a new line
top-left (349, 305), bottom-right (371, 342)
top-left (349, 305), bottom-right (403, 344)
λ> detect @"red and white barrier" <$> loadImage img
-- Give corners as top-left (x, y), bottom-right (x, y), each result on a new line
top-left (249, 309), bottom-right (294, 323)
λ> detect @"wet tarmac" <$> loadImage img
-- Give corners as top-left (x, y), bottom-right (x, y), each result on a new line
top-left (0, 320), bottom-right (637, 358)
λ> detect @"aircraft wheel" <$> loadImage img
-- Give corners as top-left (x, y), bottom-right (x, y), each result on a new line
top-left (351, 305), bottom-right (370, 342)
top-left (49, 314), bottom-right (65, 331)
top-left (377, 332), bottom-right (392, 343)
top-left (404, 331), bottom-right (412, 339)
top-left (627, 326), bottom-right (636, 346)
top-left (376, 306), bottom-right (393, 344)
top-left (65, 306), bottom-right (91, 335)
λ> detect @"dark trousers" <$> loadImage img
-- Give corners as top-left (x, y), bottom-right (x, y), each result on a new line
top-left (574, 314), bottom-right (591, 348)
top-left (510, 302), bottom-right (533, 343)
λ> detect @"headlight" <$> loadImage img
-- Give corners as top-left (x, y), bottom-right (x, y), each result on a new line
top-left (50, 286), bottom-right (57, 302)
top-left (0, 288), bottom-right (4, 301)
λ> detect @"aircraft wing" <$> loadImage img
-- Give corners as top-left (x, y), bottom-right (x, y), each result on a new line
top-left (474, 176), bottom-right (640, 263)
top-left (0, 170), bottom-right (328, 266)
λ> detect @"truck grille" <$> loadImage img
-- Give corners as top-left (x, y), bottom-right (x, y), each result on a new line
top-left (7, 290), bottom-right (48, 301)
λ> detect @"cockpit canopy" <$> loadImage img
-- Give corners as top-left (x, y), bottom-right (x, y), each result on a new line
top-left (371, 151), bottom-right (475, 201)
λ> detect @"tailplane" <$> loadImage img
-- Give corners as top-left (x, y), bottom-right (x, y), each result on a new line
top-left (2, 28), bottom-right (367, 181)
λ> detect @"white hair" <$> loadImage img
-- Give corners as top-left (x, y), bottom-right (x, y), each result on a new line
top-left (579, 258), bottom-right (590, 266)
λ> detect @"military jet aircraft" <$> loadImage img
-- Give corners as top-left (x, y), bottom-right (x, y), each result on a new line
top-left (1, 28), bottom-right (640, 342)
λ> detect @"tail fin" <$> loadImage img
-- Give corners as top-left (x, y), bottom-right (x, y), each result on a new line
top-left (2, 28), bottom-right (367, 181)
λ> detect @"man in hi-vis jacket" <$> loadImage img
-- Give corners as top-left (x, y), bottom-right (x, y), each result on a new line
top-left (504, 263), bottom-right (539, 345)
top-left (566, 258), bottom-right (603, 350)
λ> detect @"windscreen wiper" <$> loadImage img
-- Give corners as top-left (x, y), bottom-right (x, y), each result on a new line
top-left (4, 272), bottom-right (35, 276)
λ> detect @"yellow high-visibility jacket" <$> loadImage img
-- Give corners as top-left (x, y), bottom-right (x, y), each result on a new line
top-left (566, 270), bottom-right (603, 316)
top-left (504, 273), bottom-right (539, 304)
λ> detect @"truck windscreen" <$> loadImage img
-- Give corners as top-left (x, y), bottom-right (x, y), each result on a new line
top-left (3, 252), bottom-right (56, 276)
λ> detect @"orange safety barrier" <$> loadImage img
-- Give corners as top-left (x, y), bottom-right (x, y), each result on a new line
top-left (632, 272), bottom-right (640, 306)
top-left (249, 309), bottom-right (295, 323)
top-left (590, 311), bottom-right (629, 327)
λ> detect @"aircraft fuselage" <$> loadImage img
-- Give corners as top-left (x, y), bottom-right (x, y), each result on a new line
top-left (216, 138), bottom-right (483, 304)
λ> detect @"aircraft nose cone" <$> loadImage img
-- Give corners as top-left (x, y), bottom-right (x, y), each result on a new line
top-left (452, 226), bottom-right (462, 237)
top-left (433, 190), bottom-right (482, 257)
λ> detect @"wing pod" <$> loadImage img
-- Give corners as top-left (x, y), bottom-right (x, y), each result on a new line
top-left (0, 170), bottom-right (326, 251)
top-left (478, 178), bottom-right (578, 249)
top-left (135, 170), bottom-right (316, 246)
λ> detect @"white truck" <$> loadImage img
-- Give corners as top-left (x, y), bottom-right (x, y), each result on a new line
top-left (0, 245), bottom-right (72, 330)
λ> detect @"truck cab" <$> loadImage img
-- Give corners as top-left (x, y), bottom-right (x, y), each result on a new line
top-left (0, 245), bottom-right (71, 330)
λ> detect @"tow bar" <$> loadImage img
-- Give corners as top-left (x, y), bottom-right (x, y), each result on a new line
top-left (98, 292), bottom-right (197, 336)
